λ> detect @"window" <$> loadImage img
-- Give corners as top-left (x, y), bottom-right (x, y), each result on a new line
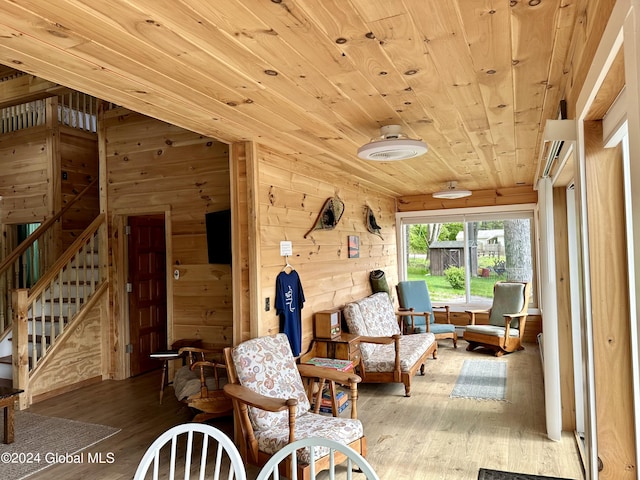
top-left (397, 205), bottom-right (537, 308)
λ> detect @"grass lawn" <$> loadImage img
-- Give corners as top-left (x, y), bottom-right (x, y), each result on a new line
top-left (407, 270), bottom-right (499, 301)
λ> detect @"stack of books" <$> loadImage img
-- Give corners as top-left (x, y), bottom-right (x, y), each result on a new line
top-left (312, 386), bottom-right (349, 415)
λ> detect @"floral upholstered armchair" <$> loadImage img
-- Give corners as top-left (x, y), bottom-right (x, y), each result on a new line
top-left (223, 333), bottom-right (367, 479)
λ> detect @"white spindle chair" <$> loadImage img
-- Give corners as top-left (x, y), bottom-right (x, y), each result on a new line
top-left (133, 423), bottom-right (246, 480)
top-left (255, 437), bottom-right (379, 480)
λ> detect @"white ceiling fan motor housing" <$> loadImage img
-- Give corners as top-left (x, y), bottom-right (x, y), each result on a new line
top-left (357, 125), bottom-right (428, 161)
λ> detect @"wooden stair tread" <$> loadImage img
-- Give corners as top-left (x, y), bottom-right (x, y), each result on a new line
top-left (0, 355), bottom-right (11, 365)
top-left (0, 378), bottom-right (12, 388)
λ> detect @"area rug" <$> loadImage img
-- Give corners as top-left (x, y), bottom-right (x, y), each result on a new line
top-left (450, 359), bottom-right (507, 400)
top-left (478, 468), bottom-right (575, 479)
top-left (0, 411), bottom-right (120, 480)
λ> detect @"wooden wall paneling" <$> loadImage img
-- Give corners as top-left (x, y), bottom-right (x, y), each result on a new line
top-left (172, 234), bottom-right (209, 265)
top-left (172, 264), bottom-right (232, 345)
top-left (584, 120), bottom-right (636, 477)
top-left (564, 0), bottom-right (618, 119)
top-left (397, 186), bottom-right (538, 212)
top-left (256, 146), bottom-right (397, 354)
top-left (103, 108), bottom-right (232, 366)
top-left (553, 186), bottom-right (576, 431)
top-left (45, 97), bottom-right (61, 265)
top-left (231, 137), bottom-right (250, 344)
top-left (0, 127), bottom-right (49, 225)
top-left (242, 141), bottom-right (260, 342)
top-left (97, 101), bottom-right (112, 378)
top-left (110, 214), bottom-right (127, 380)
top-left (164, 209), bottom-right (174, 359)
top-left (59, 127), bottom-right (99, 250)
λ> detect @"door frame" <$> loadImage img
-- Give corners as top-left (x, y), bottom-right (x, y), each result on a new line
top-left (112, 206), bottom-right (172, 379)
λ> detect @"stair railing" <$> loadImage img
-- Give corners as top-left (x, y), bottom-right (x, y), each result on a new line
top-left (12, 213), bottom-right (105, 389)
top-left (0, 178), bottom-right (98, 335)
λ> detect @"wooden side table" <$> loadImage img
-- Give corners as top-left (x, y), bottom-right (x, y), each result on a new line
top-left (312, 333), bottom-right (362, 368)
top-left (0, 386), bottom-right (23, 444)
top-left (302, 333), bottom-right (362, 417)
top-left (309, 360), bottom-right (355, 417)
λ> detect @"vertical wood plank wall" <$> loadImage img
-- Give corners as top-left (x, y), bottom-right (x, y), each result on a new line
top-left (255, 146), bottom-right (397, 354)
top-left (229, 142), bottom-right (254, 344)
top-left (552, 187), bottom-right (576, 431)
top-left (102, 108), bottom-right (232, 366)
top-left (584, 120), bottom-right (636, 477)
top-left (59, 126), bottom-right (99, 250)
top-left (0, 126), bottom-right (49, 225)
top-left (0, 100), bottom-right (99, 263)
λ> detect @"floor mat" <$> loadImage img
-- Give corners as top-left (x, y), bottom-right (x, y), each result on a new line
top-left (478, 468), bottom-right (575, 480)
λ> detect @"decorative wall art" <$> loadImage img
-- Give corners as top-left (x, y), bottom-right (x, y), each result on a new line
top-left (365, 205), bottom-right (383, 239)
top-left (304, 196), bottom-right (345, 238)
top-left (348, 235), bottom-right (360, 258)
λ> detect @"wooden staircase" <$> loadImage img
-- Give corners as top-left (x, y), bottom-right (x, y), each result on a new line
top-left (0, 179), bottom-right (106, 405)
top-left (5, 247), bottom-right (99, 367)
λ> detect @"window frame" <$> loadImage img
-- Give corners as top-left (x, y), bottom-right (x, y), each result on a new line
top-left (396, 203), bottom-right (539, 312)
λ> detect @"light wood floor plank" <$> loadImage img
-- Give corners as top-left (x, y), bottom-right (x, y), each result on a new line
top-left (19, 340), bottom-right (584, 479)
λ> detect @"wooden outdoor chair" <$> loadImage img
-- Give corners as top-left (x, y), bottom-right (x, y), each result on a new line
top-left (223, 333), bottom-right (366, 480)
top-left (464, 281), bottom-right (531, 357)
top-left (173, 347), bottom-right (233, 422)
top-left (396, 280), bottom-right (457, 348)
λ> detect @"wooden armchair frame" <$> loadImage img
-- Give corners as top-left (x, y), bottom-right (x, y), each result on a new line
top-left (175, 347), bottom-right (233, 422)
top-left (355, 329), bottom-right (437, 397)
top-left (396, 281), bottom-right (457, 347)
top-left (222, 344), bottom-right (366, 480)
top-left (463, 281), bottom-right (531, 356)
top-left (341, 293), bottom-right (439, 397)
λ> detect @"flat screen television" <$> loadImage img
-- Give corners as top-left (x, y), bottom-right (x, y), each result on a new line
top-left (205, 209), bottom-right (232, 264)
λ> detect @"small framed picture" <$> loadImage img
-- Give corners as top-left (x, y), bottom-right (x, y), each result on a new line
top-left (348, 235), bottom-right (360, 258)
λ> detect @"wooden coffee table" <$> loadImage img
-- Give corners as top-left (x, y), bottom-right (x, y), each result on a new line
top-left (0, 386), bottom-right (23, 444)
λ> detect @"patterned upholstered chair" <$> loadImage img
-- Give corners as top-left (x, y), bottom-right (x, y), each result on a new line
top-left (342, 292), bottom-right (438, 397)
top-left (223, 334), bottom-right (366, 479)
top-left (464, 281), bottom-right (531, 356)
top-left (396, 280), bottom-right (457, 347)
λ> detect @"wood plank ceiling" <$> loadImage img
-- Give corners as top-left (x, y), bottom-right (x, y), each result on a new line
top-left (0, 0), bottom-right (599, 197)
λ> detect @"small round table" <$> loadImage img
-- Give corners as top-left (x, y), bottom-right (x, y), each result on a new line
top-left (149, 351), bottom-right (182, 404)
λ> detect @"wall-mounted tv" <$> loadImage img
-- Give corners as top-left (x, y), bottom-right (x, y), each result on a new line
top-left (205, 209), bottom-right (232, 265)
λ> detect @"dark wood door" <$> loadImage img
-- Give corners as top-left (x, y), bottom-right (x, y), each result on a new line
top-left (128, 215), bottom-right (167, 376)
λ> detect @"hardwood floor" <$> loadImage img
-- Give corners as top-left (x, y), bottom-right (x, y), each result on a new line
top-left (20, 340), bottom-right (584, 480)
